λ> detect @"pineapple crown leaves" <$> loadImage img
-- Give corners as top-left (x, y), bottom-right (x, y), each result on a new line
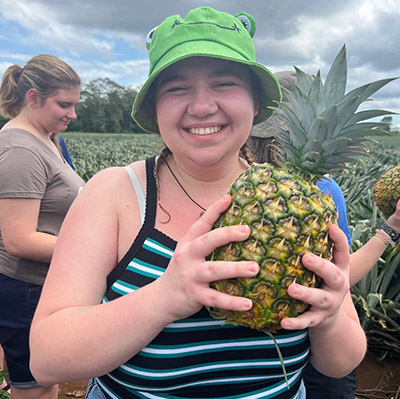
top-left (270, 44), bottom-right (398, 178)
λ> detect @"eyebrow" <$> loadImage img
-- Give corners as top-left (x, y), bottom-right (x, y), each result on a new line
top-left (209, 68), bottom-right (244, 80)
top-left (158, 67), bottom-right (245, 88)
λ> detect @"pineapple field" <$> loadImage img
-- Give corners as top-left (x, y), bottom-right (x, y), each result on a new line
top-left (60, 131), bottom-right (399, 398)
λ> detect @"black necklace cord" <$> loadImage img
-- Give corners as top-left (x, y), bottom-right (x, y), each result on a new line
top-left (165, 159), bottom-right (206, 212)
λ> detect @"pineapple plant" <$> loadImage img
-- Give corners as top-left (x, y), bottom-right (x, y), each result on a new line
top-left (374, 164), bottom-right (400, 217)
top-left (208, 45), bottom-right (397, 334)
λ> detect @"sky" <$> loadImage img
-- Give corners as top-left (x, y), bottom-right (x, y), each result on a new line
top-left (1, 0), bottom-right (399, 127)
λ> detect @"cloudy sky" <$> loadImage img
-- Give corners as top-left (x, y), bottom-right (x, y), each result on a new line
top-left (1, 0), bottom-right (399, 126)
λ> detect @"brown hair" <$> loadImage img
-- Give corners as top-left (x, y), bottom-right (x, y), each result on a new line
top-left (0, 54), bottom-right (81, 118)
top-left (246, 136), bottom-right (282, 167)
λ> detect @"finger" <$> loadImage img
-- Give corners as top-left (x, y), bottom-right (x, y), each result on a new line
top-left (328, 224), bottom-right (350, 269)
top-left (200, 260), bottom-right (259, 283)
top-left (280, 310), bottom-right (322, 330)
top-left (203, 288), bottom-right (253, 312)
top-left (301, 253), bottom-right (346, 291)
top-left (184, 195), bottom-right (232, 241)
top-left (287, 283), bottom-right (333, 310)
top-left (187, 223), bottom-right (251, 260)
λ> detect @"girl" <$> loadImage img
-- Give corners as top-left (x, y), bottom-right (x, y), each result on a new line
top-left (30, 9), bottom-right (366, 399)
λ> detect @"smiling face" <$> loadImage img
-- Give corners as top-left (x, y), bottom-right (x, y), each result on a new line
top-left (154, 57), bottom-right (259, 167)
top-left (31, 85), bottom-right (81, 134)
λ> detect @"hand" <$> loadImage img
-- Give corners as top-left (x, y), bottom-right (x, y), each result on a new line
top-left (386, 199), bottom-right (400, 232)
top-left (281, 224), bottom-right (350, 330)
top-left (155, 195), bottom-right (259, 322)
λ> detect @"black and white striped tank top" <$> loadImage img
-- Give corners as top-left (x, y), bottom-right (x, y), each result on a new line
top-left (96, 157), bottom-right (309, 399)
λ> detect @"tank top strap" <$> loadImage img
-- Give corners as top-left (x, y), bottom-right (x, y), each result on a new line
top-left (106, 156), bottom-right (158, 289)
top-left (144, 156), bottom-right (157, 226)
top-left (124, 165), bottom-right (145, 226)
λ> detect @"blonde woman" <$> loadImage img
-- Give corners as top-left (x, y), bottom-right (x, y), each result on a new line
top-left (0, 54), bottom-right (84, 399)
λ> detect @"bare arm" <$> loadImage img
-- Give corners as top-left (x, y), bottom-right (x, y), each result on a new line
top-left (30, 169), bottom-right (258, 385)
top-left (350, 199), bottom-right (400, 285)
top-left (0, 198), bottom-right (56, 262)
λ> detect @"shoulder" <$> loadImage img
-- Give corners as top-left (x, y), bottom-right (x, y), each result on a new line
top-left (79, 160), bottom-right (146, 202)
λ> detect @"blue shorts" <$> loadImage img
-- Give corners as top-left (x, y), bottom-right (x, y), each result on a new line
top-left (303, 362), bottom-right (356, 398)
top-left (0, 273), bottom-right (41, 388)
top-left (86, 379), bottom-right (106, 399)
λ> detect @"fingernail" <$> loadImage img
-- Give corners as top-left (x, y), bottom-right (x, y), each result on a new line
top-left (248, 262), bottom-right (258, 273)
top-left (239, 224), bottom-right (250, 233)
top-left (282, 319), bottom-right (290, 328)
top-left (304, 253), bottom-right (315, 264)
top-left (290, 283), bottom-right (298, 294)
top-left (241, 299), bottom-right (253, 310)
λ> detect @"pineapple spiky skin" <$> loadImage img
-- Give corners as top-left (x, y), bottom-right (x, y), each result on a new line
top-left (209, 164), bottom-right (336, 333)
top-left (207, 45), bottom-right (396, 334)
top-left (374, 164), bottom-right (400, 217)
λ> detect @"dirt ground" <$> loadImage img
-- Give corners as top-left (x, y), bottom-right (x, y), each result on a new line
top-left (56, 351), bottom-right (400, 399)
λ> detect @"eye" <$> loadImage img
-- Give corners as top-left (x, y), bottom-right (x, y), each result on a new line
top-left (146, 25), bottom-right (158, 47)
top-left (216, 82), bottom-right (235, 88)
top-left (235, 12), bottom-right (256, 38)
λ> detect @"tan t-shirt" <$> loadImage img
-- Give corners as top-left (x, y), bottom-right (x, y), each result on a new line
top-left (0, 129), bottom-right (85, 285)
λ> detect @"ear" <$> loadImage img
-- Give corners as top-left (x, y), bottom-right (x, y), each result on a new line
top-left (26, 89), bottom-right (41, 108)
top-left (253, 92), bottom-right (260, 118)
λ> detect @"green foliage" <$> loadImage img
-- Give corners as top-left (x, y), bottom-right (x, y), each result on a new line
top-left (331, 136), bottom-right (400, 359)
top-left (63, 132), bottom-right (164, 181)
top-left (0, 369), bottom-right (9, 399)
top-left (0, 115), bottom-right (8, 129)
top-left (68, 78), bottom-right (144, 133)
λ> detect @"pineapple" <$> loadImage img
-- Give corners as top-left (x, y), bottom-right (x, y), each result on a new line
top-left (208, 45), bottom-right (396, 333)
top-left (374, 164), bottom-right (400, 217)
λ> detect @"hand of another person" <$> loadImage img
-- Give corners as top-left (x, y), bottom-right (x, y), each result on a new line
top-left (155, 195), bottom-right (259, 322)
top-left (281, 224), bottom-right (351, 330)
top-left (386, 199), bottom-right (400, 232)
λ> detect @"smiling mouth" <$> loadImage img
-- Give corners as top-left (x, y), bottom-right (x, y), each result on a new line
top-left (186, 126), bottom-right (225, 135)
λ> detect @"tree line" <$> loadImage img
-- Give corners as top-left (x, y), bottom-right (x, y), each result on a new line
top-left (68, 78), bottom-right (144, 133)
top-left (0, 78), bottom-right (145, 133)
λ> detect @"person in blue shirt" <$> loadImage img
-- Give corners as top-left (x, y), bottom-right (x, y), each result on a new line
top-left (58, 134), bottom-right (75, 169)
top-left (316, 176), bottom-right (351, 245)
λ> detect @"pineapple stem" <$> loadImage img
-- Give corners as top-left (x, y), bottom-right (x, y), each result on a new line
top-left (265, 331), bottom-right (289, 390)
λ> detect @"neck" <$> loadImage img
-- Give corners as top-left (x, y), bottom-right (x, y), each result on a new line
top-left (166, 154), bottom-right (249, 207)
top-left (4, 111), bottom-right (50, 139)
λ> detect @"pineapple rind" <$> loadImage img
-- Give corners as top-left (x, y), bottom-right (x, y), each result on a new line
top-left (208, 164), bottom-right (336, 333)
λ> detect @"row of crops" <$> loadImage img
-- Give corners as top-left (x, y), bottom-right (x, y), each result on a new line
top-left (63, 131), bottom-right (400, 363)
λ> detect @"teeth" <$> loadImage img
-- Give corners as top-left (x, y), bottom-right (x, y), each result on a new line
top-left (188, 126), bottom-right (222, 135)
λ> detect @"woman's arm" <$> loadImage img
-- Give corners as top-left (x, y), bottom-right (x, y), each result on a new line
top-left (0, 198), bottom-right (56, 262)
top-left (30, 170), bottom-right (258, 385)
top-left (350, 199), bottom-right (400, 285)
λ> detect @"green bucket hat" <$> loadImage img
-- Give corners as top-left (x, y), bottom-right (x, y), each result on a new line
top-left (131, 6), bottom-right (281, 134)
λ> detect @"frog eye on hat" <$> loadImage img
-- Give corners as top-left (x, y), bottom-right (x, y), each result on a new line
top-left (146, 26), bottom-right (158, 48)
top-left (235, 12), bottom-right (256, 38)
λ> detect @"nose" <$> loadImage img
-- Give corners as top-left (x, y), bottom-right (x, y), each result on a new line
top-left (67, 107), bottom-right (77, 120)
top-left (187, 87), bottom-right (218, 117)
